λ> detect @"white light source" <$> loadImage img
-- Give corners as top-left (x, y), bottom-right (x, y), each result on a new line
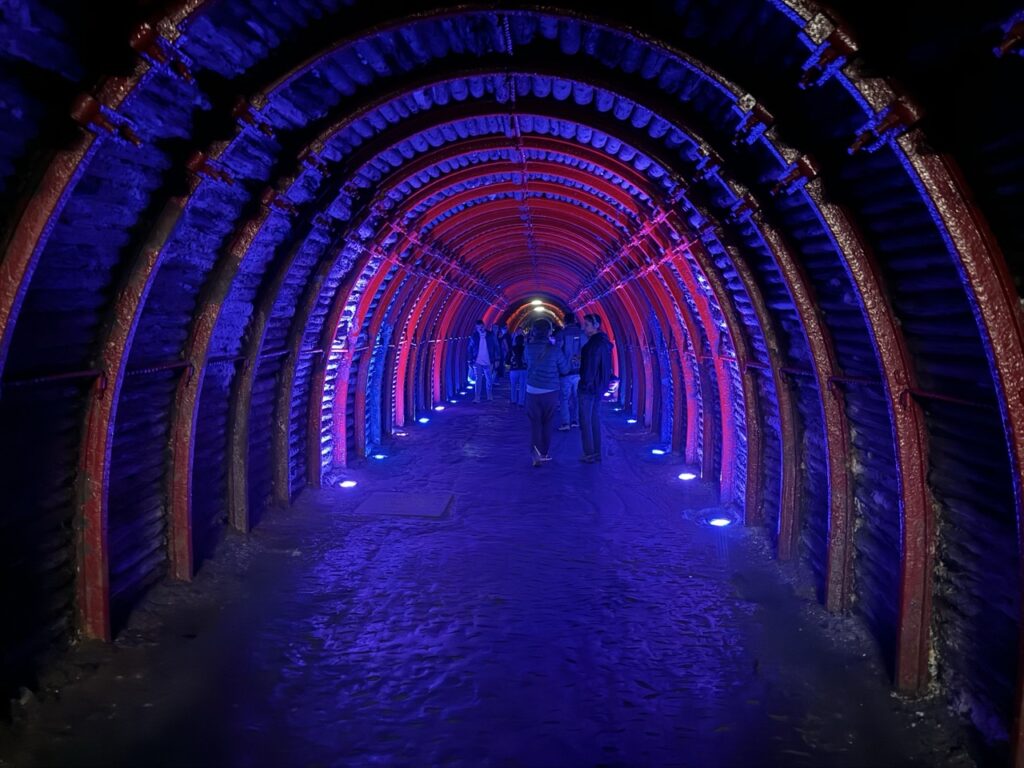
top-left (708, 517), bottom-right (732, 527)
top-left (434, 405), bottom-right (445, 411)
top-left (449, 399), bottom-right (457, 404)
top-left (459, 390), bottom-right (467, 395)
top-left (531, 299), bottom-right (543, 305)
top-left (533, 306), bottom-right (545, 312)
top-left (651, 448), bottom-right (666, 456)
top-left (627, 418), bottom-right (637, 424)
top-left (339, 480), bottom-right (357, 488)
top-left (678, 472), bottom-right (697, 481)
top-left (394, 431), bottom-right (408, 437)
top-left (372, 453), bottom-right (387, 460)
top-left (418, 417), bottom-right (430, 424)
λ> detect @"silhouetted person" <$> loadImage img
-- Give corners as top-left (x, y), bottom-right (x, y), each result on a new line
top-left (508, 329), bottom-right (527, 407)
top-left (468, 320), bottom-right (497, 402)
top-left (556, 311), bottom-right (584, 431)
top-left (494, 323), bottom-right (511, 379)
top-left (525, 318), bottom-right (569, 466)
top-left (578, 313), bottom-right (612, 463)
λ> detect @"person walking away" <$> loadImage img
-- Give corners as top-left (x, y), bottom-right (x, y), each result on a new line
top-left (508, 329), bottom-right (527, 407)
top-left (524, 319), bottom-right (569, 466)
top-left (556, 312), bottom-right (584, 431)
top-left (578, 313), bottom-right (613, 463)
top-left (467, 320), bottom-right (497, 402)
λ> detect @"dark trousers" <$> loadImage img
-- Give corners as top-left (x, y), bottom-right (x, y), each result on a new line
top-left (526, 390), bottom-right (559, 456)
top-left (579, 393), bottom-right (602, 457)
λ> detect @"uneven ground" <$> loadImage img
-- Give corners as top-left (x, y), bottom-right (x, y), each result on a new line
top-left (0, 382), bottom-right (977, 767)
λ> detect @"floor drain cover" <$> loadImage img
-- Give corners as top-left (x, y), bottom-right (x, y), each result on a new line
top-left (352, 491), bottom-right (453, 518)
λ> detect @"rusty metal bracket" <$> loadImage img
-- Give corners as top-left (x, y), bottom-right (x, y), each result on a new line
top-left (849, 101), bottom-right (922, 155)
top-left (995, 13), bottom-right (1024, 58)
top-left (798, 15), bottom-right (858, 89)
top-left (727, 193), bottom-right (757, 223)
top-left (70, 94), bottom-right (142, 147)
top-left (770, 156), bottom-right (820, 198)
top-left (733, 100), bottom-right (774, 146)
top-left (129, 22), bottom-right (193, 82)
top-left (185, 151), bottom-right (234, 185)
top-left (232, 97), bottom-right (275, 137)
top-left (694, 150), bottom-right (722, 182)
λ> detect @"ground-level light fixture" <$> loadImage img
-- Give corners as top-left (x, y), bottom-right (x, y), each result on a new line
top-left (651, 448), bottom-right (666, 456)
top-left (372, 453), bottom-right (387, 460)
top-left (678, 472), bottom-right (697, 481)
top-left (700, 510), bottom-right (736, 528)
top-left (339, 480), bottom-right (357, 489)
top-left (434, 405), bottom-right (445, 411)
top-left (627, 418), bottom-right (637, 424)
top-left (418, 417), bottom-right (430, 424)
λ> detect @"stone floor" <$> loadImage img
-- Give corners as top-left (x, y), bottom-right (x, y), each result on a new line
top-left (0, 382), bottom-right (977, 767)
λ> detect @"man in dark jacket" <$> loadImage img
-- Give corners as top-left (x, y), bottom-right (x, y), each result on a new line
top-left (494, 323), bottom-right (511, 380)
top-left (467, 320), bottom-right (498, 402)
top-left (508, 329), bottom-right (528, 406)
top-left (556, 312), bottom-right (585, 431)
top-left (578, 313), bottom-right (613, 463)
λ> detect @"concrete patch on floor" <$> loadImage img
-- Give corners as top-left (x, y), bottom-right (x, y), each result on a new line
top-left (351, 491), bottom-right (453, 519)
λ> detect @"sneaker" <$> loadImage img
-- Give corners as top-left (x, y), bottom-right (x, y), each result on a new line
top-left (557, 424), bottom-right (571, 432)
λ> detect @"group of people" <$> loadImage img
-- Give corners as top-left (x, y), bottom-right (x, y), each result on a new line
top-left (467, 312), bottom-right (613, 466)
top-left (466, 321), bottom-right (512, 401)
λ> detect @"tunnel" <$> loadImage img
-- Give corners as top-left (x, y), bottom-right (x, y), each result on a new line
top-left (1, 1), bottom-right (1024, 765)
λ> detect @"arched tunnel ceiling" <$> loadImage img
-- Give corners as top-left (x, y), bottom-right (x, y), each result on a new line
top-left (2, 0), bottom-right (1024, 760)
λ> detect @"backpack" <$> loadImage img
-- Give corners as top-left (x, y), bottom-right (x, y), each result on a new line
top-left (562, 326), bottom-right (584, 372)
